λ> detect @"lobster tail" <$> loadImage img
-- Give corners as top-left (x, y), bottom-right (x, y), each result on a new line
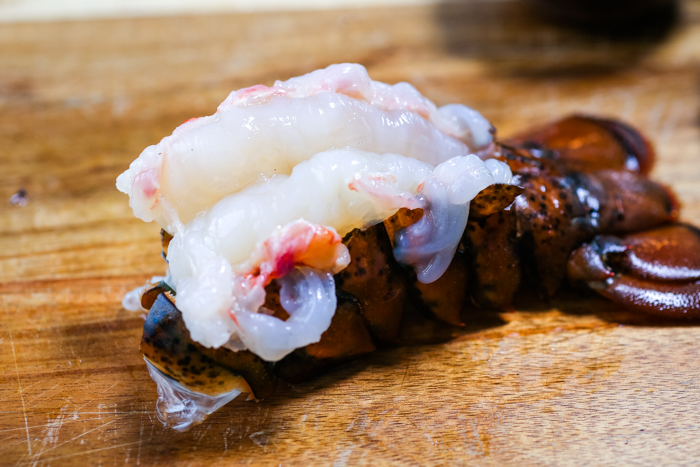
top-left (568, 224), bottom-right (700, 319)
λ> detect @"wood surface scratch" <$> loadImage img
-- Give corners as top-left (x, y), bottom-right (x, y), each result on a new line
top-left (9, 330), bottom-right (32, 456)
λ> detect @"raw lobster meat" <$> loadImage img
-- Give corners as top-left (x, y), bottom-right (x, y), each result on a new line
top-left (140, 114), bottom-right (698, 429)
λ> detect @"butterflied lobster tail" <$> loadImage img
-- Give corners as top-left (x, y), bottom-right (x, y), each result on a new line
top-left (136, 112), bottom-right (694, 431)
top-left (117, 65), bottom-right (699, 432)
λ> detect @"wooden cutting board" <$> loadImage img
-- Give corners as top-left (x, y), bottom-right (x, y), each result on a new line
top-left (2, 2), bottom-right (700, 465)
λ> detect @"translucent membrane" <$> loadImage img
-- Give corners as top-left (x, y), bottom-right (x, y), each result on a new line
top-left (121, 286), bottom-right (146, 312)
top-left (145, 359), bottom-right (243, 432)
top-left (232, 267), bottom-right (337, 362)
top-left (394, 155), bottom-right (511, 283)
top-left (121, 275), bottom-right (166, 312)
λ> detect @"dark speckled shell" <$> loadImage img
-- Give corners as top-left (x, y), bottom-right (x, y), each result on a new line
top-left (141, 293), bottom-right (277, 398)
top-left (470, 184), bottom-right (524, 219)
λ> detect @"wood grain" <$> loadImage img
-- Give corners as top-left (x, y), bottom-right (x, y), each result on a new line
top-left (2, 1), bottom-right (700, 465)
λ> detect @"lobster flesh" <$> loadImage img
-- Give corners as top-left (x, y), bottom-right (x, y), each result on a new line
top-left (139, 114), bottom-right (698, 429)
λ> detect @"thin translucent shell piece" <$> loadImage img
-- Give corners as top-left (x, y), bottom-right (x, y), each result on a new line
top-left (145, 359), bottom-right (244, 432)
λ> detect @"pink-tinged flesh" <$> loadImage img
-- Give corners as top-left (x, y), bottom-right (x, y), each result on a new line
top-left (226, 220), bottom-right (350, 354)
top-left (116, 63), bottom-right (494, 230)
top-left (230, 267), bottom-right (338, 362)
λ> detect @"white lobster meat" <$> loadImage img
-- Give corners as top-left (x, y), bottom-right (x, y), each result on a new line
top-left (116, 63), bottom-right (495, 231)
top-left (167, 149), bottom-right (511, 353)
top-left (118, 64), bottom-right (511, 363)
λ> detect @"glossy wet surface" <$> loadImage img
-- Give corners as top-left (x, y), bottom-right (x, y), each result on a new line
top-left (2, 1), bottom-right (700, 465)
